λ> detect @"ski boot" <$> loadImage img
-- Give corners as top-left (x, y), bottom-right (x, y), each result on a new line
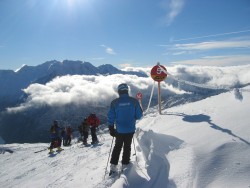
top-left (91, 140), bottom-right (99, 145)
top-left (48, 148), bottom-right (54, 154)
top-left (109, 164), bottom-right (117, 176)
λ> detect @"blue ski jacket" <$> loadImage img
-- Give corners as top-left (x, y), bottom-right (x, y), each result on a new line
top-left (108, 93), bottom-right (143, 133)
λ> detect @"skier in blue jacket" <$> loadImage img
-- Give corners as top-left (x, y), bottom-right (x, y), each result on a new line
top-left (49, 120), bottom-right (63, 153)
top-left (108, 83), bottom-right (143, 175)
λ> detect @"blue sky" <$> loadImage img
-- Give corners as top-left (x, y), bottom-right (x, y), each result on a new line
top-left (0, 0), bottom-right (250, 70)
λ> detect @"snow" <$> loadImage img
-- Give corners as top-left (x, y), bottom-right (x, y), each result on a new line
top-left (1, 86), bottom-right (250, 188)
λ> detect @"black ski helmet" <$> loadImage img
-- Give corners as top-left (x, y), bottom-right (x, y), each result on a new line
top-left (117, 83), bottom-right (129, 95)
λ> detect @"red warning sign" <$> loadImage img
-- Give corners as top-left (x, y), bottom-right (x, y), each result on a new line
top-left (136, 92), bottom-right (142, 99)
top-left (150, 65), bottom-right (167, 82)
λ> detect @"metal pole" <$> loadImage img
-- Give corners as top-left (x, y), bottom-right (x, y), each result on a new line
top-left (103, 137), bottom-right (114, 179)
top-left (158, 81), bottom-right (162, 115)
top-left (132, 137), bottom-right (136, 156)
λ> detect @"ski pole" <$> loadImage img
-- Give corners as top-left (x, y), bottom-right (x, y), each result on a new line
top-left (104, 136), bottom-right (114, 180)
top-left (132, 137), bottom-right (136, 156)
top-left (97, 127), bottom-right (104, 142)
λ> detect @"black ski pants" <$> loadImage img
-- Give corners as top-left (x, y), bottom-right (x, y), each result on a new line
top-left (90, 127), bottom-right (98, 142)
top-left (83, 131), bottom-right (88, 143)
top-left (66, 135), bottom-right (71, 146)
top-left (49, 137), bottom-right (62, 149)
top-left (110, 133), bottom-right (134, 165)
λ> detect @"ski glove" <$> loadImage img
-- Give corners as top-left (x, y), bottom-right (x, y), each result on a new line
top-left (109, 126), bottom-right (116, 137)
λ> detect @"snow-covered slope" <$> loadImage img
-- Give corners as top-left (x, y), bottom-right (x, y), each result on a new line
top-left (0, 87), bottom-right (250, 188)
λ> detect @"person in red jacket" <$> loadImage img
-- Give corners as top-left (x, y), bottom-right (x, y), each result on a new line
top-left (87, 113), bottom-right (100, 144)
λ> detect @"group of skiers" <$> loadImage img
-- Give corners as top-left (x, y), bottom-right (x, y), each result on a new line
top-left (48, 113), bottom-right (100, 154)
top-left (48, 83), bottom-right (143, 177)
top-left (78, 113), bottom-right (100, 145)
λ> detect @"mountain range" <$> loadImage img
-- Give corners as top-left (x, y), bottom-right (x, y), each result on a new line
top-left (1, 62), bottom-right (249, 144)
top-left (0, 60), bottom-right (146, 110)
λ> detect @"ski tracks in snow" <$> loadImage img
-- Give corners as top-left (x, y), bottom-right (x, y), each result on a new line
top-left (100, 128), bottom-right (196, 188)
top-left (0, 129), bottom-right (195, 188)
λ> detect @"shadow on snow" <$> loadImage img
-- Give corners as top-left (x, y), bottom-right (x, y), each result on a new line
top-left (130, 129), bottom-right (184, 188)
top-left (164, 112), bottom-right (250, 146)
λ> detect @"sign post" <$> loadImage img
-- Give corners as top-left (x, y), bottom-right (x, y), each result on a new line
top-left (136, 92), bottom-right (143, 111)
top-left (150, 62), bottom-right (167, 114)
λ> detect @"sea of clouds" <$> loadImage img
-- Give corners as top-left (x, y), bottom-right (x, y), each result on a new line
top-left (7, 65), bottom-right (250, 113)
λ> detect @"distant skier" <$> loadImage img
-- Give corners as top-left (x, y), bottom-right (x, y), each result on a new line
top-left (61, 128), bottom-right (67, 146)
top-left (78, 124), bottom-right (84, 142)
top-left (87, 113), bottom-right (100, 144)
top-left (65, 126), bottom-right (73, 146)
top-left (49, 120), bottom-right (63, 154)
top-left (81, 117), bottom-right (89, 145)
top-left (107, 83), bottom-right (143, 175)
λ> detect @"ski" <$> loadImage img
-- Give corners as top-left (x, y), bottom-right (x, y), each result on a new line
top-left (48, 148), bottom-right (64, 155)
top-left (34, 148), bottom-right (48, 153)
top-left (84, 143), bottom-right (91, 147)
top-left (56, 148), bottom-right (64, 152)
top-left (0, 148), bottom-right (14, 154)
top-left (91, 142), bottom-right (104, 147)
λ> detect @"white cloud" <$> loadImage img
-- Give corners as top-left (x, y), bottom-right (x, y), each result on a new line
top-left (7, 65), bottom-right (250, 113)
top-left (161, 38), bottom-right (250, 66)
top-left (174, 40), bottom-right (250, 51)
top-left (100, 45), bottom-right (116, 55)
top-left (172, 51), bottom-right (188, 55)
top-left (6, 73), bottom-right (185, 113)
top-left (160, 37), bottom-right (250, 57)
top-left (119, 63), bottom-right (132, 68)
top-left (121, 64), bottom-right (250, 89)
top-left (172, 55), bottom-right (250, 66)
top-left (162, 0), bottom-right (186, 26)
top-left (171, 29), bottom-right (250, 42)
top-left (90, 57), bottom-right (105, 61)
top-left (106, 47), bottom-right (116, 55)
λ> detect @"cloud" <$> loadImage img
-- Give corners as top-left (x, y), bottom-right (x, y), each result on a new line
top-left (162, 0), bottom-right (186, 26)
top-left (171, 29), bottom-right (250, 42)
top-left (126, 64), bottom-right (250, 88)
top-left (7, 65), bottom-right (250, 113)
top-left (160, 37), bottom-right (250, 66)
top-left (172, 51), bottom-right (189, 55)
top-left (159, 37), bottom-right (250, 54)
top-left (119, 63), bottom-right (132, 68)
top-left (90, 57), bottom-right (105, 61)
top-left (171, 55), bottom-right (250, 66)
top-left (100, 45), bottom-right (116, 55)
top-left (173, 40), bottom-right (250, 51)
top-left (6, 74), bottom-right (185, 113)
top-left (173, 64), bottom-right (250, 88)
